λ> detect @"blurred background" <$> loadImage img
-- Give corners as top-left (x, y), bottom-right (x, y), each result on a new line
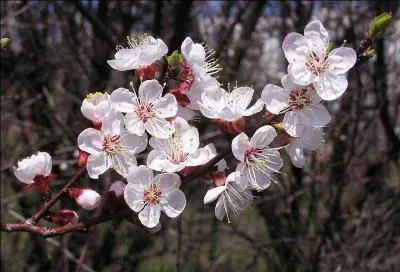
top-left (1, 1), bottom-right (399, 271)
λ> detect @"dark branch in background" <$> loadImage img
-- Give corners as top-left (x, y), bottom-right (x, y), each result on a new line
top-left (215, 1), bottom-right (251, 59)
top-left (168, 0), bottom-right (193, 53)
top-left (152, 1), bottom-right (163, 36)
top-left (73, 1), bottom-right (116, 49)
top-left (228, 1), bottom-right (266, 81)
top-left (375, 37), bottom-right (400, 161)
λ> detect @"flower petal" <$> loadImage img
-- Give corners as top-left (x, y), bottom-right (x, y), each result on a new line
top-left (101, 110), bottom-right (124, 136)
top-left (261, 84), bottom-right (290, 114)
top-left (283, 111), bottom-right (308, 137)
top-left (145, 117), bottom-right (174, 138)
top-left (161, 190), bottom-right (186, 218)
top-left (81, 93), bottom-right (110, 122)
top-left (127, 165), bottom-right (153, 188)
top-left (153, 93), bottom-right (178, 118)
top-left (282, 32), bottom-right (308, 63)
top-left (125, 112), bottom-right (146, 136)
top-left (110, 151), bottom-right (137, 178)
top-left (328, 47), bottom-right (357, 74)
top-left (156, 173), bottom-right (181, 194)
top-left (86, 152), bottom-right (110, 179)
top-left (175, 117), bottom-right (200, 153)
top-left (77, 128), bottom-right (104, 154)
top-left (250, 125), bottom-right (277, 148)
top-left (139, 205), bottom-right (161, 228)
top-left (188, 43), bottom-right (206, 66)
top-left (121, 132), bottom-right (148, 154)
top-left (243, 99), bottom-right (264, 116)
top-left (186, 144), bottom-right (216, 167)
top-left (107, 49), bottom-right (139, 71)
top-left (147, 150), bottom-right (183, 173)
top-left (232, 133), bottom-right (250, 162)
top-left (286, 143), bottom-right (305, 168)
top-left (304, 20), bottom-right (329, 49)
top-left (139, 37), bottom-right (168, 66)
top-left (215, 198), bottom-right (226, 220)
top-left (204, 186), bottom-right (226, 204)
top-left (124, 183), bottom-right (145, 212)
top-left (110, 88), bottom-right (137, 113)
top-left (302, 103), bottom-right (331, 127)
top-left (240, 165), bottom-right (271, 190)
top-left (138, 79), bottom-right (163, 103)
top-left (229, 87), bottom-right (254, 113)
top-left (313, 72), bottom-right (348, 101)
top-left (200, 86), bottom-right (228, 112)
top-left (288, 61), bottom-right (317, 86)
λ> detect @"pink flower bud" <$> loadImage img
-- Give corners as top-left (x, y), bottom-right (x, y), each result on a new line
top-left (109, 180), bottom-right (126, 198)
top-left (70, 188), bottom-right (101, 210)
top-left (51, 209), bottom-right (79, 224)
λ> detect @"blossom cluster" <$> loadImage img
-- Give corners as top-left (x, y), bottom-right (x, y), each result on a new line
top-left (13, 21), bottom-right (356, 229)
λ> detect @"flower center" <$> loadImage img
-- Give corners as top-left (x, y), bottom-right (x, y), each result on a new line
top-left (169, 135), bottom-right (187, 164)
top-left (135, 103), bottom-right (155, 123)
top-left (171, 151), bottom-right (187, 164)
top-left (85, 92), bottom-right (107, 105)
top-left (102, 135), bottom-right (122, 156)
top-left (288, 89), bottom-right (311, 110)
top-left (244, 148), bottom-right (262, 164)
top-left (143, 184), bottom-right (162, 205)
top-left (306, 51), bottom-right (329, 75)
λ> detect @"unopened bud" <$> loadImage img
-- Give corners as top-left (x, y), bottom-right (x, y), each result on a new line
top-left (272, 122), bottom-right (284, 131)
top-left (1, 38), bottom-right (11, 49)
top-left (70, 188), bottom-right (101, 210)
top-left (368, 12), bottom-right (392, 39)
top-left (109, 180), bottom-right (126, 198)
top-left (48, 209), bottom-right (79, 225)
top-left (78, 148), bottom-right (89, 167)
top-left (167, 50), bottom-right (184, 67)
top-left (326, 43), bottom-right (334, 54)
top-left (362, 47), bottom-right (375, 58)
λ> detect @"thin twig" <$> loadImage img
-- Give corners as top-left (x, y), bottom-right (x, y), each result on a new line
top-left (27, 166), bottom-right (86, 224)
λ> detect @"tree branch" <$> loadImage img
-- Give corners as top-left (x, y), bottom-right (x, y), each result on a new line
top-left (27, 166), bottom-right (87, 224)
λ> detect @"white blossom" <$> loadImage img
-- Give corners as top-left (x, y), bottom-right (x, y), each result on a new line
top-left (286, 127), bottom-right (324, 168)
top-left (77, 110), bottom-right (147, 179)
top-left (110, 80), bottom-right (178, 138)
top-left (282, 20), bottom-right (356, 100)
top-left (124, 166), bottom-right (186, 228)
top-left (81, 92), bottom-right (111, 124)
top-left (232, 126), bottom-right (283, 190)
top-left (204, 171), bottom-right (252, 222)
top-left (147, 117), bottom-right (216, 172)
top-left (197, 85), bottom-right (264, 125)
top-left (14, 151), bottom-right (52, 184)
top-left (179, 37), bottom-right (221, 110)
top-left (262, 75), bottom-right (331, 137)
top-left (107, 35), bottom-right (168, 71)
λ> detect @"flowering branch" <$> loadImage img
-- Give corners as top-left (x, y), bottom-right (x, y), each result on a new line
top-left (2, 14), bottom-right (394, 238)
top-left (27, 166), bottom-right (87, 224)
top-left (1, 209), bottom-right (133, 238)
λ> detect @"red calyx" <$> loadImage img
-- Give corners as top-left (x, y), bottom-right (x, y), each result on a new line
top-left (77, 148), bottom-right (89, 167)
top-left (213, 118), bottom-right (245, 134)
top-left (135, 62), bottom-right (161, 81)
top-left (33, 175), bottom-right (51, 202)
top-left (170, 81), bottom-right (191, 107)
